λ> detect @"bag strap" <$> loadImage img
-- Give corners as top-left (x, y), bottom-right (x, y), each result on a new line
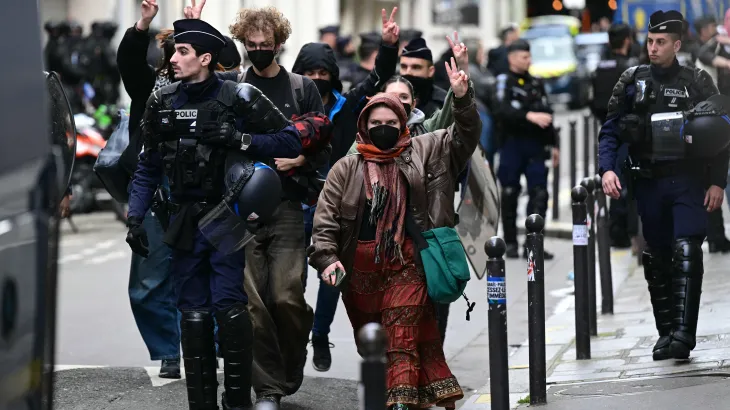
top-left (288, 72), bottom-right (305, 114)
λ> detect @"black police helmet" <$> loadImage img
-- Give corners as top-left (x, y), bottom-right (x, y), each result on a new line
top-left (225, 161), bottom-right (282, 226)
top-left (682, 94), bottom-right (730, 158)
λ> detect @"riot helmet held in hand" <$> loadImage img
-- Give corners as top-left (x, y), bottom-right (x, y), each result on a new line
top-left (681, 94), bottom-right (730, 157)
top-left (197, 153), bottom-right (282, 255)
top-left (225, 159), bottom-right (282, 226)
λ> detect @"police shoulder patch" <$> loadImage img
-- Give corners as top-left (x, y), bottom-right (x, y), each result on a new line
top-left (158, 82), bottom-right (181, 96)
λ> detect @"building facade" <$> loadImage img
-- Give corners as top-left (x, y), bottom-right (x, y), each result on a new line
top-left (40, 0), bottom-right (525, 103)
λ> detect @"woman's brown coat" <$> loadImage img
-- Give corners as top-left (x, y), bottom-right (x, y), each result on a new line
top-left (307, 87), bottom-right (482, 275)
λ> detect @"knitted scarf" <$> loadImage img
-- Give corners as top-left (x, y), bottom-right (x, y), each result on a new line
top-left (355, 93), bottom-right (412, 264)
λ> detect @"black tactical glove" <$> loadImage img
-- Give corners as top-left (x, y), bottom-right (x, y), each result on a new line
top-left (126, 216), bottom-right (149, 257)
top-left (199, 122), bottom-right (248, 148)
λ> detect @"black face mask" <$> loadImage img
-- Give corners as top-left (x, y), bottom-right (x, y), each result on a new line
top-left (312, 78), bottom-right (332, 97)
top-left (368, 125), bottom-right (401, 150)
top-left (402, 75), bottom-right (434, 105)
top-left (247, 49), bottom-right (275, 71)
top-left (402, 103), bottom-right (412, 118)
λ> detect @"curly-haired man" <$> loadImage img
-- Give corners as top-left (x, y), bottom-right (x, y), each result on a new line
top-left (229, 6), bottom-right (326, 410)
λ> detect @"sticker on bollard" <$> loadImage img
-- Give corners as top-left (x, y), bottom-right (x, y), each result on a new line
top-left (573, 224), bottom-right (588, 245)
top-left (527, 251), bottom-right (535, 282)
top-left (487, 276), bottom-right (506, 304)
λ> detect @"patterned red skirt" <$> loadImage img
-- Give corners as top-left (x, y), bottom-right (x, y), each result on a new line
top-left (343, 239), bottom-right (463, 408)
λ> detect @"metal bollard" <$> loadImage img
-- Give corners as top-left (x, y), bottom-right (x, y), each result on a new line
top-left (594, 174), bottom-right (614, 315)
top-left (486, 237), bottom-right (509, 410)
top-left (580, 177), bottom-right (598, 337)
top-left (569, 120), bottom-right (577, 190)
top-left (593, 117), bottom-right (600, 175)
top-left (552, 128), bottom-right (561, 221)
top-left (525, 215), bottom-right (547, 404)
top-left (358, 323), bottom-right (387, 410)
top-left (571, 186), bottom-right (591, 359)
top-left (583, 115), bottom-right (590, 180)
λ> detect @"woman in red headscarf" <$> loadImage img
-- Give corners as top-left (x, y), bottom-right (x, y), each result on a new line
top-left (308, 58), bottom-right (481, 410)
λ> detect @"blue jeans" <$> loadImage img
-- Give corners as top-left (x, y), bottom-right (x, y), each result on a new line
top-left (128, 210), bottom-right (181, 360)
top-left (304, 205), bottom-right (340, 337)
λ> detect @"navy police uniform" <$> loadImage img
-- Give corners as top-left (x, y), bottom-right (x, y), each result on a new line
top-left (493, 39), bottom-right (558, 258)
top-left (126, 19), bottom-right (301, 410)
top-left (597, 11), bottom-right (728, 362)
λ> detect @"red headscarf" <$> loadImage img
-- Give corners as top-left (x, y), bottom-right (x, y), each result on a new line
top-left (355, 93), bottom-right (412, 263)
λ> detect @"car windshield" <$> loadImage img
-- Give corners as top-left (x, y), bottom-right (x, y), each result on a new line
top-left (529, 36), bottom-right (575, 63)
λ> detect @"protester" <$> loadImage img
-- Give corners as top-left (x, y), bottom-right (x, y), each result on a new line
top-left (116, 0), bottom-right (181, 379)
top-left (291, 7), bottom-right (400, 373)
top-left (229, 6), bottom-right (327, 408)
top-left (309, 57), bottom-right (480, 409)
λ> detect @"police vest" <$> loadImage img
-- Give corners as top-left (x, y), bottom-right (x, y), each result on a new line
top-left (154, 81), bottom-right (238, 198)
top-left (151, 80), bottom-right (293, 199)
top-left (593, 58), bottom-right (627, 113)
top-left (631, 65), bottom-right (697, 162)
top-left (496, 73), bottom-right (551, 141)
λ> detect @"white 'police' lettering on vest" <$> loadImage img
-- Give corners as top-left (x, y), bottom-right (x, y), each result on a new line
top-left (175, 109), bottom-right (198, 119)
top-left (663, 88), bottom-right (686, 98)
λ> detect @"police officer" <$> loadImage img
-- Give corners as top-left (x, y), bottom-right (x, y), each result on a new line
top-left (598, 10), bottom-right (728, 362)
top-left (592, 23), bottom-right (641, 249)
top-left (493, 39), bottom-right (560, 259)
top-left (592, 23), bottom-right (638, 123)
top-left (126, 19), bottom-right (302, 410)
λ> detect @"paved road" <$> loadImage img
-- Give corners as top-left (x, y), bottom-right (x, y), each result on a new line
top-left (53, 211), bottom-right (583, 409)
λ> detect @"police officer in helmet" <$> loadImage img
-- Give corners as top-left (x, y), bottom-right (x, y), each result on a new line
top-left (598, 10), bottom-right (728, 362)
top-left (126, 18), bottom-right (302, 410)
top-left (492, 39), bottom-right (560, 259)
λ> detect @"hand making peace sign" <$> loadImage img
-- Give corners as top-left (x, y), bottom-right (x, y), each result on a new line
top-left (381, 7), bottom-right (400, 46)
top-left (184, 0), bottom-right (206, 19)
top-left (446, 31), bottom-right (469, 76)
top-left (446, 57), bottom-right (469, 99)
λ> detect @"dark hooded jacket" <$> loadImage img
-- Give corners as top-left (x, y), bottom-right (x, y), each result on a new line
top-left (292, 40), bottom-right (399, 167)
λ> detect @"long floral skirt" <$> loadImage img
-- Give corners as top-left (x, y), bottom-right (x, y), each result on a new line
top-left (343, 239), bottom-right (464, 408)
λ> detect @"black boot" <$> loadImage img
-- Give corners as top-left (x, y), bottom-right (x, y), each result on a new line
top-left (669, 238), bottom-right (704, 360)
top-left (181, 310), bottom-right (219, 410)
top-left (642, 252), bottom-right (673, 361)
top-left (216, 304), bottom-right (254, 410)
top-left (159, 358), bottom-right (181, 379)
top-left (311, 334), bottom-right (332, 372)
top-left (708, 238), bottom-right (730, 253)
top-left (501, 186), bottom-right (520, 258)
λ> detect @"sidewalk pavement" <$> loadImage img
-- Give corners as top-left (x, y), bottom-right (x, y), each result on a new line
top-left (458, 247), bottom-right (730, 409)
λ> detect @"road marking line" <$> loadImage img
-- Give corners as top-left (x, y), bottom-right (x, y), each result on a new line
top-left (54, 365), bottom-right (107, 371)
top-left (474, 394), bottom-right (491, 403)
top-left (59, 254), bottom-right (84, 264)
top-left (86, 250), bottom-right (128, 265)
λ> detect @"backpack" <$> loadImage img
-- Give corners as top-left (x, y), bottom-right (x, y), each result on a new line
top-left (238, 69), bottom-right (306, 115)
